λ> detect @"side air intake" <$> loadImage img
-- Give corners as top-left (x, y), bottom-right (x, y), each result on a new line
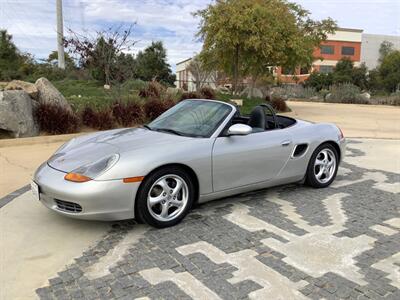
top-left (292, 144), bottom-right (308, 158)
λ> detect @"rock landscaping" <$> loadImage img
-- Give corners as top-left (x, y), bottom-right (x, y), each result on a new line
top-left (0, 77), bottom-right (71, 138)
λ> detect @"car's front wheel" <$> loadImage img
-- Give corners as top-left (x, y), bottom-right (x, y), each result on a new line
top-left (136, 167), bottom-right (194, 228)
top-left (306, 143), bottom-right (339, 188)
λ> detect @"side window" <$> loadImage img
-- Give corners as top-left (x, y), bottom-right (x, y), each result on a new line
top-left (320, 45), bottom-right (334, 55)
top-left (341, 46), bottom-right (355, 56)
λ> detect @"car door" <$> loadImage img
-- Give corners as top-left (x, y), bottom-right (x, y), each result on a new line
top-left (212, 130), bottom-right (293, 192)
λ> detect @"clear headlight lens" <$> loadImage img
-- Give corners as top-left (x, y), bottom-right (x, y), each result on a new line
top-left (65, 154), bottom-right (119, 182)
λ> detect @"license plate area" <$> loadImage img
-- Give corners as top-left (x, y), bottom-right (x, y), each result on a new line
top-left (30, 180), bottom-right (40, 200)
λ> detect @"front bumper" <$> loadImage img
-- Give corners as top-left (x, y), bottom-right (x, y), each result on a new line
top-left (33, 163), bottom-right (140, 221)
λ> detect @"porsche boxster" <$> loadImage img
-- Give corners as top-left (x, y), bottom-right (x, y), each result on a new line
top-left (33, 99), bottom-right (345, 227)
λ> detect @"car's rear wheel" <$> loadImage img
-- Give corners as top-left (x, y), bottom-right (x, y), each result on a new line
top-left (306, 143), bottom-right (338, 188)
top-left (136, 167), bottom-right (194, 228)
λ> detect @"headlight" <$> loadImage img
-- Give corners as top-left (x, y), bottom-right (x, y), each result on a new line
top-left (64, 154), bottom-right (119, 182)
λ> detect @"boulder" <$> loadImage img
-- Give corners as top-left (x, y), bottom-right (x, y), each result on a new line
top-left (240, 87), bottom-right (264, 99)
top-left (360, 92), bottom-right (371, 100)
top-left (5, 80), bottom-right (39, 100)
top-left (35, 77), bottom-right (72, 112)
top-left (325, 93), bottom-right (332, 101)
top-left (0, 90), bottom-right (39, 137)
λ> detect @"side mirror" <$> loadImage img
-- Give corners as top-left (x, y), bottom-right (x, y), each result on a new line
top-left (227, 124), bottom-right (252, 136)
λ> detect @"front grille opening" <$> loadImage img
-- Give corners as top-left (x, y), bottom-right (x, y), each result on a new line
top-left (55, 199), bottom-right (82, 213)
top-left (293, 144), bottom-right (308, 157)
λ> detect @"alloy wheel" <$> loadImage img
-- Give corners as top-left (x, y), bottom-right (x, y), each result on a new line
top-left (314, 148), bottom-right (336, 184)
top-left (147, 174), bottom-right (189, 222)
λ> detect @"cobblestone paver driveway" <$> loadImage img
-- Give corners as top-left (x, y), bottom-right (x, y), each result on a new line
top-left (37, 141), bottom-right (400, 300)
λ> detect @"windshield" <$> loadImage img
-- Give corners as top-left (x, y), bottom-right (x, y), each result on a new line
top-left (147, 100), bottom-right (232, 138)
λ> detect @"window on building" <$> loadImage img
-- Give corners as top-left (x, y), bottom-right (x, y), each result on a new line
top-left (281, 67), bottom-right (294, 75)
top-left (319, 66), bottom-right (334, 74)
top-left (320, 45), bottom-right (334, 55)
top-left (341, 46), bottom-right (355, 55)
top-left (300, 67), bottom-right (309, 75)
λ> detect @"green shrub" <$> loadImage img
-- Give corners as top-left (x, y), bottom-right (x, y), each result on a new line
top-left (319, 89), bottom-right (330, 99)
top-left (388, 92), bottom-right (400, 106)
top-left (305, 72), bottom-right (333, 91)
top-left (271, 84), bottom-right (317, 99)
top-left (379, 51), bottom-right (400, 92)
top-left (121, 79), bottom-right (147, 93)
top-left (327, 83), bottom-right (368, 104)
top-left (371, 92), bottom-right (400, 106)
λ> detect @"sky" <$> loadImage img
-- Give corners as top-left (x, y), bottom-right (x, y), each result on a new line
top-left (0, 0), bottom-right (399, 70)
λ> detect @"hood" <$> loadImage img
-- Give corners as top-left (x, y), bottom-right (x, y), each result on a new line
top-left (47, 127), bottom-right (192, 173)
top-left (88, 127), bottom-right (192, 152)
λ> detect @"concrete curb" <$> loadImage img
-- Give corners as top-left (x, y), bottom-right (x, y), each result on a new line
top-left (0, 184), bottom-right (30, 209)
top-left (0, 132), bottom-right (87, 148)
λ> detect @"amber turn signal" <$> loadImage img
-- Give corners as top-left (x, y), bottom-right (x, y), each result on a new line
top-left (64, 173), bottom-right (92, 183)
top-left (123, 176), bottom-right (144, 183)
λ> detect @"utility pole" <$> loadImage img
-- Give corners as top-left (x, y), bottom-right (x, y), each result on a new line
top-left (56, 0), bottom-right (65, 69)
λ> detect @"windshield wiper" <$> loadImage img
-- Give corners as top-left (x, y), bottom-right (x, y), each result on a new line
top-left (153, 128), bottom-right (185, 136)
top-left (155, 128), bottom-right (204, 138)
top-left (142, 124), bottom-right (152, 130)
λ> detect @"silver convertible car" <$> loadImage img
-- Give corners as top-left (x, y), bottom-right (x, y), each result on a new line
top-left (33, 99), bottom-right (345, 228)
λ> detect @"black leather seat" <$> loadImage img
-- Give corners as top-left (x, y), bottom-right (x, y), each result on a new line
top-left (248, 106), bottom-right (266, 132)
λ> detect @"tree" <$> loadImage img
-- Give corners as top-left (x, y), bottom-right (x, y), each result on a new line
top-left (379, 51), bottom-right (400, 92)
top-left (186, 54), bottom-right (218, 90)
top-left (332, 57), bottom-right (354, 83)
top-left (135, 41), bottom-right (175, 85)
top-left (195, 0), bottom-right (336, 94)
top-left (47, 50), bottom-right (75, 69)
top-left (64, 24), bottom-right (137, 84)
top-left (378, 40), bottom-right (394, 64)
top-left (326, 57), bottom-right (368, 89)
top-left (367, 43), bottom-right (398, 93)
top-left (351, 63), bottom-right (368, 90)
top-left (0, 30), bottom-right (23, 80)
top-left (304, 72), bottom-right (333, 91)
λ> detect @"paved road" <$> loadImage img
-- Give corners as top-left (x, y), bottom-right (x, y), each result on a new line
top-left (1, 139), bottom-right (399, 299)
top-left (285, 101), bottom-right (400, 139)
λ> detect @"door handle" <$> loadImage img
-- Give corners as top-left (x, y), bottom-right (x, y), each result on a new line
top-left (281, 140), bottom-right (292, 147)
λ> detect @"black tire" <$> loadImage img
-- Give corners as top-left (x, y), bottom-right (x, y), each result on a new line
top-left (305, 143), bottom-right (339, 188)
top-left (135, 167), bottom-right (195, 228)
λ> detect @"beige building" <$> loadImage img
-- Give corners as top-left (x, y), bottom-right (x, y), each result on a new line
top-left (175, 58), bottom-right (196, 91)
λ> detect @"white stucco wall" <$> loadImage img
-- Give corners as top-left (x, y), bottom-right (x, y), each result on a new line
top-left (361, 34), bottom-right (400, 70)
top-left (175, 58), bottom-right (217, 91)
top-left (327, 29), bottom-right (363, 42)
top-left (175, 58), bottom-right (197, 91)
